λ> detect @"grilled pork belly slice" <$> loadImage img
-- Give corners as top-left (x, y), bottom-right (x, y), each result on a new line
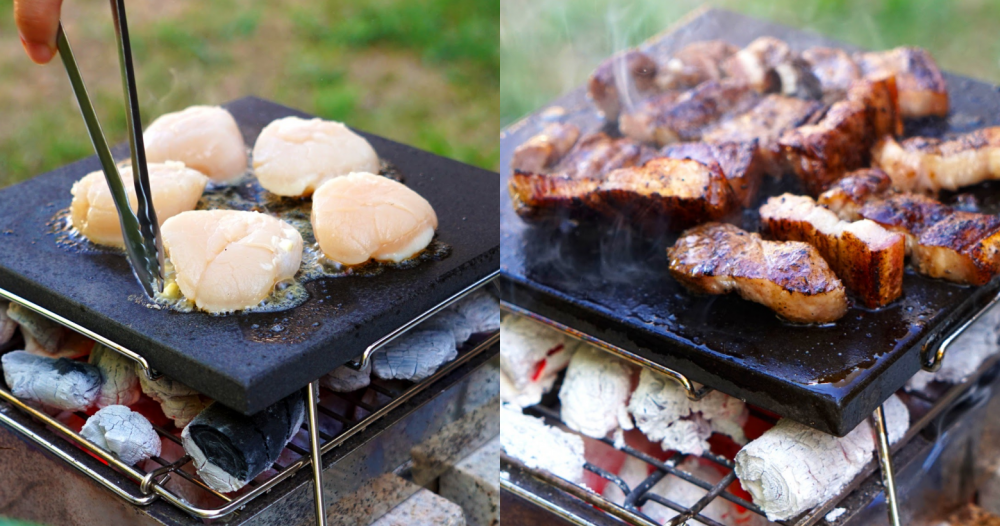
top-left (702, 94), bottom-right (823, 174)
top-left (595, 158), bottom-right (739, 229)
top-left (668, 223), bottom-right (848, 323)
top-left (661, 140), bottom-right (765, 207)
top-left (510, 123), bottom-right (581, 173)
top-left (760, 194), bottom-right (905, 308)
top-left (549, 132), bottom-right (648, 180)
top-left (872, 128), bottom-right (1000, 193)
top-left (855, 47), bottom-right (948, 118)
top-left (802, 47), bottom-right (862, 102)
top-left (911, 213), bottom-right (1000, 285)
top-left (817, 168), bottom-right (894, 221)
top-left (655, 40), bottom-right (737, 90)
top-left (780, 76), bottom-right (902, 194)
top-left (587, 50), bottom-right (659, 120)
top-left (856, 195), bottom-right (1000, 285)
top-left (620, 79), bottom-right (761, 146)
top-left (510, 157), bottom-right (739, 230)
top-left (721, 37), bottom-right (822, 99)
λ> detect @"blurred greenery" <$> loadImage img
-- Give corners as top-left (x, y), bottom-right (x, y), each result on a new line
top-left (501, 0), bottom-right (1000, 125)
top-left (0, 0), bottom-right (498, 188)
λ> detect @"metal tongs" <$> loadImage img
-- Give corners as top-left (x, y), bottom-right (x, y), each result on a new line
top-left (55, 0), bottom-right (163, 297)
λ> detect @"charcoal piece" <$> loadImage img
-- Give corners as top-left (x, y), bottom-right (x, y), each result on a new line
top-left (181, 391), bottom-right (305, 493)
top-left (422, 308), bottom-right (474, 346)
top-left (89, 344), bottom-right (140, 408)
top-left (320, 357), bottom-right (371, 393)
top-left (371, 330), bottom-right (457, 382)
top-left (138, 367), bottom-right (210, 427)
top-left (2, 350), bottom-right (100, 411)
top-left (80, 405), bottom-right (160, 465)
top-left (454, 289), bottom-right (499, 334)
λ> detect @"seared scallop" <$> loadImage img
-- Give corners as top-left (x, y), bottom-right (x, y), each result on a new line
top-left (160, 210), bottom-right (303, 313)
top-left (70, 161), bottom-right (208, 247)
top-left (311, 173), bottom-right (437, 266)
top-left (252, 117), bottom-right (380, 197)
top-left (143, 106), bottom-right (247, 183)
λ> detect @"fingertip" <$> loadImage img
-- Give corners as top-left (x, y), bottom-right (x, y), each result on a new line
top-left (20, 36), bottom-right (55, 65)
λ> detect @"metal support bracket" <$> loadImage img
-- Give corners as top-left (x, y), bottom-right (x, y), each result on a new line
top-left (499, 300), bottom-right (712, 401)
top-left (921, 289), bottom-right (1000, 372)
top-left (349, 269), bottom-right (500, 370)
top-left (872, 404), bottom-right (901, 526)
top-left (306, 380), bottom-right (327, 526)
top-left (0, 286), bottom-right (160, 380)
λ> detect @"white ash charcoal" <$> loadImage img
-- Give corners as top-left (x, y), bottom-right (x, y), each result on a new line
top-left (500, 404), bottom-right (586, 484)
top-left (137, 368), bottom-right (210, 427)
top-left (734, 394), bottom-right (909, 521)
top-left (0, 301), bottom-right (16, 346)
top-left (320, 357), bottom-right (371, 392)
top-left (371, 329), bottom-right (457, 382)
top-left (89, 344), bottom-right (140, 408)
top-left (159, 394), bottom-right (211, 428)
top-left (500, 314), bottom-right (578, 408)
top-left (454, 289), bottom-right (500, 334)
top-left (80, 405), bottom-right (161, 465)
top-left (642, 458), bottom-right (769, 526)
top-left (422, 308), bottom-right (474, 346)
top-left (628, 368), bottom-right (748, 455)
top-left (7, 303), bottom-right (65, 357)
top-left (2, 350), bottom-right (101, 411)
top-left (182, 392), bottom-right (305, 493)
top-left (559, 345), bottom-right (634, 439)
top-left (907, 305), bottom-right (1000, 392)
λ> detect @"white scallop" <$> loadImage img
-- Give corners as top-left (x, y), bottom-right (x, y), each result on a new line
top-left (70, 161), bottom-right (209, 247)
top-left (144, 106), bottom-right (247, 183)
top-left (160, 210), bottom-right (303, 314)
top-left (311, 173), bottom-right (438, 266)
top-left (252, 116), bottom-right (380, 197)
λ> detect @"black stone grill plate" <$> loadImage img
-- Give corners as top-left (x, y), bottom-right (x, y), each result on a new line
top-left (0, 97), bottom-right (499, 415)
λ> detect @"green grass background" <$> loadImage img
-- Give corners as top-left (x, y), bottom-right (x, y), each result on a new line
top-left (0, 0), bottom-right (498, 188)
top-left (501, 0), bottom-right (1000, 126)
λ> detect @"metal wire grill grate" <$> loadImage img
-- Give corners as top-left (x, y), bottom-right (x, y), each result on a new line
top-left (522, 403), bottom-right (782, 526)
top-left (0, 330), bottom-right (499, 519)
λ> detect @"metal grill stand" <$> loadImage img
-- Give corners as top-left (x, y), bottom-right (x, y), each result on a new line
top-left (500, 298), bottom-right (1000, 526)
top-left (0, 274), bottom-right (498, 526)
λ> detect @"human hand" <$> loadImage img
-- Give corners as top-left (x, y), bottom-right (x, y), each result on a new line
top-left (14, 0), bottom-right (64, 64)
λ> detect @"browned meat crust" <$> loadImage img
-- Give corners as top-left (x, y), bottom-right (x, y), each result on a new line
top-left (549, 132), bottom-right (648, 180)
top-left (510, 123), bottom-right (582, 173)
top-left (587, 50), bottom-right (659, 120)
top-left (656, 40), bottom-right (737, 90)
top-left (855, 47), bottom-right (949, 118)
top-left (802, 47), bottom-right (862, 102)
top-left (509, 157), bottom-right (739, 230)
top-left (721, 37), bottom-right (822, 99)
top-left (816, 168), bottom-right (893, 221)
top-left (911, 213), bottom-right (1000, 285)
top-left (508, 172), bottom-right (600, 221)
top-left (620, 79), bottom-right (761, 146)
top-left (858, 195), bottom-right (1000, 285)
top-left (668, 222), bottom-right (848, 323)
top-left (760, 194), bottom-right (904, 308)
top-left (702, 94), bottom-right (824, 174)
top-left (872, 127), bottom-right (1000, 193)
top-left (779, 76), bottom-right (902, 195)
top-left (660, 140), bottom-right (765, 208)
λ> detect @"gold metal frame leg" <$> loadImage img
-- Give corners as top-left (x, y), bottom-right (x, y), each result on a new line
top-left (872, 405), bottom-right (901, 526)
top-left (307, 380), bottom-right (327, 526)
